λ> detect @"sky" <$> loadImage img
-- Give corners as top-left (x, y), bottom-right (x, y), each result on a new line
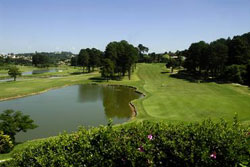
top-left (0, 0), bottom-right (250, 54)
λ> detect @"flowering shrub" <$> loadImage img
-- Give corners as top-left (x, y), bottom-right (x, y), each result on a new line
top-left (6, 118), bottom-right (250, 167)
top-left (0, 131), bottom-right (13, 153)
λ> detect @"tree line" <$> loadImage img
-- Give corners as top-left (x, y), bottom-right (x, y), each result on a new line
top-left (71, 40), bottom-right (139, 81)
top-left (32, 52), bottom-right (73, 67)
top-left (181, 32), bottom-right (250, 85)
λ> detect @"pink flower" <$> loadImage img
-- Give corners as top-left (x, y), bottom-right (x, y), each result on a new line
top-left (147, 134), bottom-right (153, 140)
top-left (138, 146), bottom-right (144, 152)
top-left (210, 152), bottom-right (217, 159)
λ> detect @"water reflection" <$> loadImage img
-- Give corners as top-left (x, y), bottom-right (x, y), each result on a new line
top-left (102, 86), bottom-right (137, 119)
top-left (78, 85), bottom-right (140, 119)
top-left (78, 84), bottom-right (103, 102)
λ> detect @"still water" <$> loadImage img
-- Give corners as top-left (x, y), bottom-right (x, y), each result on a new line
top-left (22, 69), bottom-right (59, 75)
top-left (0, 84), bottom-right (142, 142)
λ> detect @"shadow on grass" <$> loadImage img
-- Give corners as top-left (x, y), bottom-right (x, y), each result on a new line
top-left (169, 70), bottom-right (218, 83)
top-left (89, 77), bottom-right (106, 83)
top-left (70, 72), bottom-right (88, 75)
top-left (169, 70), bottom-right (250, 87)
top-left (89, 76), bottom-right (123, 83)
top-left (161, 71), bottom-right (170, 74)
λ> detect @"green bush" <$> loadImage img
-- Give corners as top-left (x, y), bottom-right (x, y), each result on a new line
top-left (9, 119), bottom-right (250, 167)
top-left (0, 131), bottom-right (13, 154)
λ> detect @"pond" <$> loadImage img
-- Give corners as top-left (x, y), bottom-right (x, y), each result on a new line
top-left (22, 69), bottom-right (60, 75)
top-left (0, 84), bottom-right (142, 142)
top-left (0, 69), bottom-right (61, 82)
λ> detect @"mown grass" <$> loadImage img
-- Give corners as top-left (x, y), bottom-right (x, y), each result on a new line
top-left (133, 64), bottom-right (250, 124)
top-left (1, 63), bottom-right (250, 160)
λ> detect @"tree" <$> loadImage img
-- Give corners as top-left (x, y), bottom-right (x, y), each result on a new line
top-left (8, 66), bottom-right (22, 81)
top-left (209, 40), bottom-right (228, 77)
top-left (246, 63), bottom-right (250, 86)
top-left (0, 110), bottom-right (38, 142)
top-left (70, 56), bottom-right (77, 66)
top-left (104, 40), bottom-right (138, 79)
top-left (138, 44), bottom-right (149, 62)
top-left (78, 49), bottom-right (90, 72)
top-left (101, 58), bottom-right (114, 82)
top-left (166, 58), bottom-right (177, 73)
top-left (184, 41), bottom-right (208, 73)
top-left (138, 44), bottom-right (149, 54)
top-left (228, 37), bottom-right (250, 65)
top-left (88, 48), bottom-right (102, 71)
top-left (32, 53), bottom-right (50, 67)
top-left (0, 57), bottom-right (4, 66)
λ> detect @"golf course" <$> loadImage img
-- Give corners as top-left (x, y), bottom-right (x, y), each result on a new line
top-left (1, 63), bottom-right (250, 123)
top-left (1, 63), bottom-right (250, 166)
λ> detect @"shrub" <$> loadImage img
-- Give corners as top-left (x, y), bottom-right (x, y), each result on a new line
top-left (9, 118), bottom-right (250, 167)
top-left (0, 131), bottom-right (13, 153)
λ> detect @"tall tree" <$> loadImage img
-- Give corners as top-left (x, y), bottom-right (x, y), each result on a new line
top-left (78, 49), bottom-right (90, 72)
top-left (138, 44), bottom-right (149, 62)
top-left (228, 37), bottom-right (250, 65)
top-left (184, 41), bottom-right (208, 73)
top-left (101, 58), bottom-right (114, 82)
top-left (88, 48), bottom-right (102, 71)
top-left (209, 40), bottom-right (228, 77)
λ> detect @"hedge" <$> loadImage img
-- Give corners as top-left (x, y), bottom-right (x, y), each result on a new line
top-left (5, 118), bottom-right (250, 167)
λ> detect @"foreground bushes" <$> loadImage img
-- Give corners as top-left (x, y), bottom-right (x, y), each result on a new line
top-left (0, 131), bottom-right (13, 154)
top-left (6, 119), bottom-right (250, 167)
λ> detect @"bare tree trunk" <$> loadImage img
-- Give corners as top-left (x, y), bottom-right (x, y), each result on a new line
top-left (128, 68), bottom-right (131, 80)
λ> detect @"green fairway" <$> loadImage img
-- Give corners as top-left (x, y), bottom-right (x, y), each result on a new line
top-left (127, 64), bottom-right (250, 124)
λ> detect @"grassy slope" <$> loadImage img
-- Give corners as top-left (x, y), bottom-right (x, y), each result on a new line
top-left (133, 63), bottom-right (250, 124)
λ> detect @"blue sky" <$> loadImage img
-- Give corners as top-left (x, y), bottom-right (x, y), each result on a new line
top-left (0, 0), bottom-right (250, 54)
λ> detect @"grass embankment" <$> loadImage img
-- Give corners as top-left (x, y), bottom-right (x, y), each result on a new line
top-left (0, 63), bottom-right (250, 160)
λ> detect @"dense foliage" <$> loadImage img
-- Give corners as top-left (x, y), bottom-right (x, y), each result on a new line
top-left (6, 118), bottom-right (250, 167)
top-left (103, 40), bottom-right (138, 80)
top-left (0, 131), bottom-right (13, 154)
top-left (182, 32), bottom-right (250, 85)
top-left (0, 110), bottom-right (38, 143)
